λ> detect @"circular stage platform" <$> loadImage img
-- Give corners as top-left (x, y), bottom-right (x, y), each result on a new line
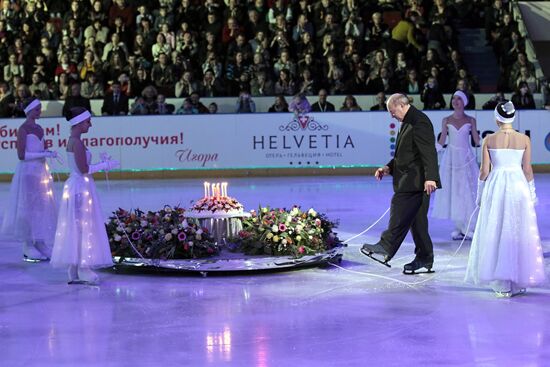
top-left (112, 247), bottom-right (344, 276)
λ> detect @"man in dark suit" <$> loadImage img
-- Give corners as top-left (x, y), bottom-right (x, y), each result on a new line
top-left (310, 89), bottom-right (335, 112)
top-left (101, 81), bottom-right (129, 116)
top-left (362, 93), bottom-right (441, 274)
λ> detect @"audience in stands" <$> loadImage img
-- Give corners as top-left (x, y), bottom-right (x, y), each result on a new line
top-left (511, 81), bottom-right (536, 110)
top-left (310, 89), bottom-right (335, 112)
top-left (268, 94), bottom-right (289, 112)
top-left (0, 0), bottom-right (542, 116)
top-left (101, 81), bottom-right (129, 115)
top-left (370, 92), bottom-right (388, 111)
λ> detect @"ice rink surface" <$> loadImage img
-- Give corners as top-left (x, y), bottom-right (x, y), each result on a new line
top-left (1, 174), bottom-right (549, 366)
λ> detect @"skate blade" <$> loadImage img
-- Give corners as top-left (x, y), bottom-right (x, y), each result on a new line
top-left (68, 280), bottom-right (99, 286)
top-left (23, 256), bottom-right (49, 263)
top-left (360, 248), bottom-right (391, 268)
top-left (403, 269), bottom-right (435, 275)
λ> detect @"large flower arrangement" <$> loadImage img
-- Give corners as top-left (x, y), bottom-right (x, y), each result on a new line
top-left (230, 206), bottom-right (340, 257)
top-left (106, 206), bottom-right (219, 260)
top-left (190, 196), bottom-right (244, 213)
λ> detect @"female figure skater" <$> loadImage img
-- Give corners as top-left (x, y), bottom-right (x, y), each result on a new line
top-left (1, 98), bottom-right (58, 261)
top-left (465, 101), bottom-right (545, 296)
top-left (432, 90), bottom-right (481, 240)
top-left (50, 107), bottom-right (119, 284)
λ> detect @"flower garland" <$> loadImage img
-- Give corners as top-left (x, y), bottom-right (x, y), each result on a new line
top-left (229, 206), bottom-right (340, 257)
top-left (106, 206), bottom-right (219, 260)
top-left (190, 196), bottom-right (244, 213)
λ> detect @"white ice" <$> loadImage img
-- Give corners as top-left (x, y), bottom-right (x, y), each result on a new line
top-left (1, 174), bottom-right (549, 366)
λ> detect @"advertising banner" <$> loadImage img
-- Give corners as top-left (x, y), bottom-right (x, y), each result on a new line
top-left (0, 110), bottom-right (548, 174)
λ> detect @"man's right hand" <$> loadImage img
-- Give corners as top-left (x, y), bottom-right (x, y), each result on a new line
top-left (375, 166), bottom-right (390, 181)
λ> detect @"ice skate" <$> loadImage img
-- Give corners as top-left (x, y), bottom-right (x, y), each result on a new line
top-left (23, 241), bottom-right (49, 262)
top-left (361, 243), bottom-right (391, 268)
top-left (451, 230), bottom-right (464, 241)
top-left (403, 258), bottom-right (434, 275)
top-left (66, 265), bottom-right (84, 285)
top-left (77, 267), bottom-right (99, 285)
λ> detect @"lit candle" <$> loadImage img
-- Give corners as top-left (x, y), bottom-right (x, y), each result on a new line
top-left (222, 182), bottom-right (227, 197)
top-left (204, 181), bottom-right (208, 198)
top-left (206, 182), bottom-right (211, 197)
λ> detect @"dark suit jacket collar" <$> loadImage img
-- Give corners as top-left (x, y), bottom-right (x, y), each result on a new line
top-left (402, 105), bottom-right (418, 125)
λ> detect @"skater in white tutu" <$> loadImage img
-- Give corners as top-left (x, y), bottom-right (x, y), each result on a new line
top-left (465, 101), bottom-right (546, 297)
top-left (50, 107), bottom-right (119, 285)
top-left (1, 98), bottom-right (59, 261)
top-left (432, 90), bottom-right (481, 240)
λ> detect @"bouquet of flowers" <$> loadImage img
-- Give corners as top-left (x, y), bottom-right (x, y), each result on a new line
top-left (190, 196), bottom-right (244, 213)
top-left (106, 206), bottom-right (219, 260)
top-left (230, 206), bottom-right (340, 257)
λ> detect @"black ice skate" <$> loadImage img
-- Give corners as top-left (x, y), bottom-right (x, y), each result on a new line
top-left (403, 258), bottom-right (434, 275)
top-left (361, 243), bottom-right (391, 268)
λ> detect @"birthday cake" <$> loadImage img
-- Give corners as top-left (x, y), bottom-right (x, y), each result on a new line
top-left (188, 182), bottom-right (247, 218)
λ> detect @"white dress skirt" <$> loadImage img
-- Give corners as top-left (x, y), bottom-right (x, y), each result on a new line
top-left (50, 150), bottom-right (113, 269)
top-left (0, 134), bottom-right (57, 245)
top-left (432, 123), bottom-right (479, 234)
top-left (465, 149), bottom-right (546, 289)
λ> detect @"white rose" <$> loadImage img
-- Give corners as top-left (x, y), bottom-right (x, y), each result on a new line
top-left (282, 239), bottom-right (287, 245)
top-left (271, 225), bottom-right (278, 233)
top-left (196, 234), bottom-right (202, 240)
top-left (308, 208), bottom-right (317, 217)
top-left (171, 229), bottom-right (178, 235)
top-left (296, 225), bottom-right (303, 232)
top-left (164, 233), bottom-right (173, 241)
top-left (196, 229), bottom-right (203, 235)
top-left (114, 235), bottom-right (122, 242)
top-left (140, 220), bottom-right (148, 228)
top-left (116, 226), bottom-right (124, 232)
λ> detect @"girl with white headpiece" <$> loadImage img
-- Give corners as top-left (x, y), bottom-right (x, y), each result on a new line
top-left (50, 107), bottom-right (119, 285)
top-left (432, 90), bottom-right (481, 240)
top-left (465, 101), bottom-right (545, 297)
top-left (1, 98), bottom-right (59, 261)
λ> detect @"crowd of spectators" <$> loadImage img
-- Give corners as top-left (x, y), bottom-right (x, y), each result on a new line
top-left (485, 0), bottom-right (542, 108)
top-left (0, 0), bottom-right (544, 118)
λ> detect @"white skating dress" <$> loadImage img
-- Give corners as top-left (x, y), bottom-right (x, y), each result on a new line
top-left (0, 134), bottom-right (57, 245)
top-left (465, 149), bottom-right (545, 288)
top-left (50, 150), bottom-right (113, 269)
top-left (432, 123), bottom-right (479, 233)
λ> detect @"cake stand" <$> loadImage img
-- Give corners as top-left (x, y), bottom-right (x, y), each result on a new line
top-left (184, 211), bottom-right (251, 244)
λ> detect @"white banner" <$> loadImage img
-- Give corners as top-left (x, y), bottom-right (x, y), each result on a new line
top-left (0, 110), bottom-right (548, 174)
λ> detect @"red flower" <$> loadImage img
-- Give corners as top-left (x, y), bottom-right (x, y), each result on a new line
top-left (298, 246), bottom-right (305, 254)
top-left (207, 247), bottom-right (214, 254)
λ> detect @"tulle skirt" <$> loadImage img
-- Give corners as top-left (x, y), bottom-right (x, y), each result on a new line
top-left (432, 145), bottom-right (479, 232)
top-left (465, 168), bottom-right (546, 287)
top-left (50, 173), bottom-right (113, 269)
top-left (0, 159), bottom-right (57, 244)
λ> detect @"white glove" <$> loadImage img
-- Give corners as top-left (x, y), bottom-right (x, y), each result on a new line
top-left (436, 143), bottom-right (445, 153)
top-left (24, 150), bottom-right (57, 160)
top-left (528, 180), bottom-right (538, 206)
top-left (88, 159), bottom-right (120, 174)
top-left (475, 179), bottom-right (485, 207)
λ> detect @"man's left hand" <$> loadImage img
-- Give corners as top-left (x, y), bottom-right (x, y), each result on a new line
top-left (424, 180), bottom-right (437, 195)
